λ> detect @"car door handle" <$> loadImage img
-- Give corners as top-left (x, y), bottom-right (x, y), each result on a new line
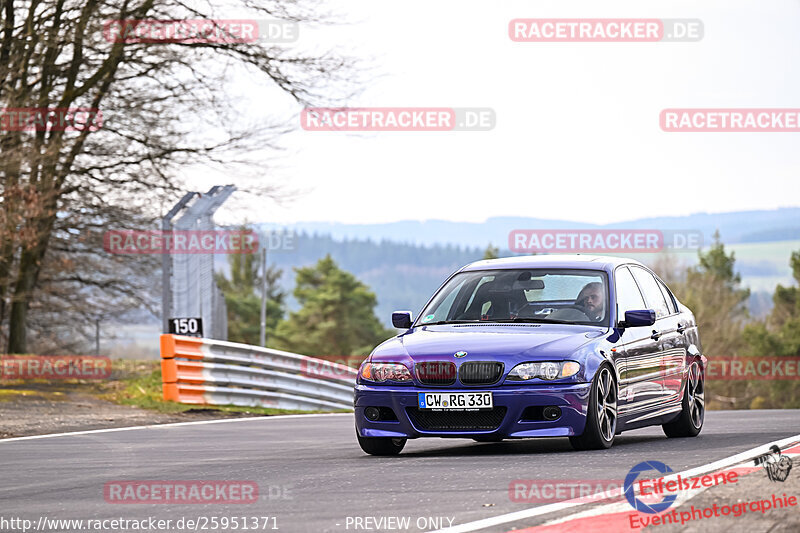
top-left (676, 323), bottom-right (687, 334)
top-left (650, 330), bottom-right (661, 340)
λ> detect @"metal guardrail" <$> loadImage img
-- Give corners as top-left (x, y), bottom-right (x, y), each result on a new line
top-left (160, 334), bottom-right (357, 410)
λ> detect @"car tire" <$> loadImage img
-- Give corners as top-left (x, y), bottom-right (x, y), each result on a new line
top-left (357, 435), bottom-right (407, 456)
top-left (569, 365), bottom-right (617, 451)
top-left (662, 360), bottom-right (704, 438)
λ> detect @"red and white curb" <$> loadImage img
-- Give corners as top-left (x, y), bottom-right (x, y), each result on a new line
top-left (431, 434), bottom-right (800, 533)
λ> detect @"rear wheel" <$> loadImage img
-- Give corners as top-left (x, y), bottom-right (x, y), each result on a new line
top-left (569, 365), bottom-right (617, 450)
top-left (357, 435), bottom-right (406, 456)
top-left (663, 361), bottom-right (704, 438)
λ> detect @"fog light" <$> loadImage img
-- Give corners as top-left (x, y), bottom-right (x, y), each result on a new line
top-left (365, 407), bottom-right (381, 421)
top-left (543, 406), bottom-right (561, 420)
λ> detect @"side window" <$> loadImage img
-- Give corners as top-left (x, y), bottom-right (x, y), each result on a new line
top-left (656, 279), bottom-right (678, 314)
top-left (630, 267), bottom-right (670, 318)
top-left (615, 266), bottom-right (646, 318)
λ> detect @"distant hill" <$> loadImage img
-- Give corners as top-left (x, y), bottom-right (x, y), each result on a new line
top-left (109, 209), bottom-right (800, 354)
top-left (252, 234), bottom-right (484, 327)
top-left (258, 207), bottom-right (800, 249)
top-left (234, 231), bottom-right (800, 329)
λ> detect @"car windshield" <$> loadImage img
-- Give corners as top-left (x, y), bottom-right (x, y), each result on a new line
top-left (417, 268), bottom-right (609, 326)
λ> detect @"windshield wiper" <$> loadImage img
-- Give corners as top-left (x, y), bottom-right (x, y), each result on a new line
top-left (417, 320), bottom-right (474, 326)
top-left (419, 318), bottom-right (603, 327)
top-left (420, 318), bottom-right (574, 326)
top-left (497, 317), bottom-right (576, 325)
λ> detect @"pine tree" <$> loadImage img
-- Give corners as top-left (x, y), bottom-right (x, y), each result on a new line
top-left (215, 244), bottom-right (285, 346)
top-left (483, 244), bottom-right (499, 260)
top-left (272, 255), bottom-right (395, 356)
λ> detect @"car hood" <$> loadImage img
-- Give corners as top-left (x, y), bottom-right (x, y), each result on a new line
top-left (371, 323), bottom-right (607, 364)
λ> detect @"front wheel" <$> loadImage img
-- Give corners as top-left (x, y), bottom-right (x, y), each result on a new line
top-left (357, 435), bottom-right (406, 456)
top-left (663, 361), bottom-right (704, 438)
top-left (569, 365), bottom-right (617, 450)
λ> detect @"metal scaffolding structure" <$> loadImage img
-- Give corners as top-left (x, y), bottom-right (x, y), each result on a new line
top-left (161, 185), bottom-right (236, 340)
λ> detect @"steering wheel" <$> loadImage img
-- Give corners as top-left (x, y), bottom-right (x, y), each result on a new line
top-left (547, 305), bottom-right (592, 322)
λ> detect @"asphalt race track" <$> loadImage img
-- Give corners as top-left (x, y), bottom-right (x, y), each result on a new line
top-left (2, 410), bottom-right (799, 533)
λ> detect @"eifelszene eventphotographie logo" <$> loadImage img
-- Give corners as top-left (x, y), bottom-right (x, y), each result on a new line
top-left (754, 445), bottom-right (793, 482)
top-left (624, 461), bottom-right (676, 514)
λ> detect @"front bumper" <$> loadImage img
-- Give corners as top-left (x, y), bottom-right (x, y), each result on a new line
top-left (354, 382), bottom-right (592, 439)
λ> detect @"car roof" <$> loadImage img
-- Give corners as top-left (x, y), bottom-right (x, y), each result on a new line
top-left (459, 254), bottom-right (647, 273)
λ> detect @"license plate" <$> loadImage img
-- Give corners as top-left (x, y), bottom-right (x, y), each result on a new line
top-left (417, 392), bottom-right (493, 411)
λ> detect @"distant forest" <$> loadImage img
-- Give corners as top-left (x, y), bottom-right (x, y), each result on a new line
top-left (242, 232), bottom-right (487, 325)
top-left (219, 231), bottom-right (779, 327)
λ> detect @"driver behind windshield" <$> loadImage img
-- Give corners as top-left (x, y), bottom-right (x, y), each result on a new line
top-left (575, 282), bottom-right (605, 321)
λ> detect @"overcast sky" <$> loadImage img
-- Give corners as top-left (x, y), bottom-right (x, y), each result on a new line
top-left (207, 0), bottom-right (800, 226)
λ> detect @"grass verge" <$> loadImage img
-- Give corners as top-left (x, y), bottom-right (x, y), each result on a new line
top-left (102, 359), bottom-right (348, 416)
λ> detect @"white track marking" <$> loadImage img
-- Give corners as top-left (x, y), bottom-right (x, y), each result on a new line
top-left (0, 412), bottom-right (353, 443)
top-left (430, 433), bottom-right (800, 533)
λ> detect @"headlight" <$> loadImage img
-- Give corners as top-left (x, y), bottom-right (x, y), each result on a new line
top-left (507, 361), bottom-right (581, 381)
top-left (360, 362), bottom-right (412, 382)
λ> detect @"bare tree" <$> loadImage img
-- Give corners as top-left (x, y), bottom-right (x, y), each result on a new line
top-left (0, 0), bottom-right (358, 352)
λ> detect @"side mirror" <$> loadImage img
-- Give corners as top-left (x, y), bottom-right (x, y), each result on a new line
top-left (392, 311), bottom-right (413, 329)
top-left (619, 309), bottom-right (656, 328)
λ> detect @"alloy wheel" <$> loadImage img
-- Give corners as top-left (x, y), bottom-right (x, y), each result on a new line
top-left (596, 367), bottom-right (617, 442)
top-left (687, 362), bottom-right (705, 429)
